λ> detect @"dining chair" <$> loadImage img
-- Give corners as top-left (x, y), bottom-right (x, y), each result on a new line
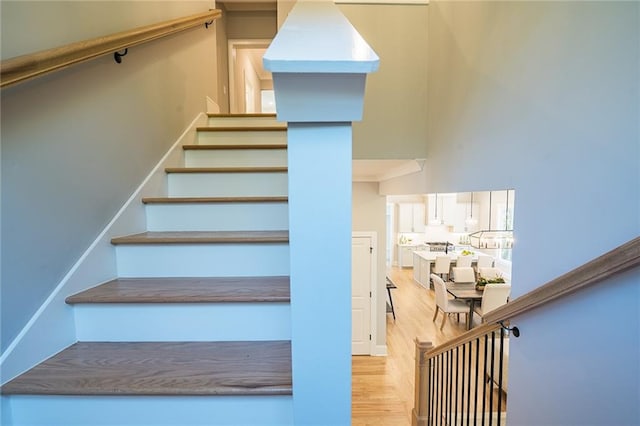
top-left (474, 283), bottom-right (511, 323)
top-left (432, 274), bottom-right (468, 330)
top-left (433, 256), bottom-right (452, 281)
top-left (479, 267), bottom-right (503, 280)
top-left (476, 255), bottom-right (494, 269)
top-left (452, 266), bottom-right (476, 283)
top-left (475, 255), bottom-right (494, 280)
top-left (456, 254), bottom-right (473, 268)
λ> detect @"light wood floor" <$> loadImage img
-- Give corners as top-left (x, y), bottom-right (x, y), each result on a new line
top-left (352, 266), bottom-right (468, 425)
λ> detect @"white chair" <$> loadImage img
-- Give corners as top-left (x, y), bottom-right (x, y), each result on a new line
top-left (479, 267), bottom-right (503, 280)
top-left (452, 267), bottom-right (476, 283)
top-left (475, 255), bottom-right (494, 279)
top-left (456, 254), bottom-right (473, 268)
top-left (432, 274), bottom-right (468, 330)
top-left (476, 254), bottom-right (494, 268)
top-left (433, 256), bottom-right (452, 281)
top-left (474, 283), bottom-right (511, 322)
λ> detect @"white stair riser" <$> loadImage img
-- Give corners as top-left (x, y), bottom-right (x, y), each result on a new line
top-left (168, 173), bottom-right (288, 198)
top-left (74, 303), bottom-right (291, 341)
top-left (146, 203), bottom-right (289, 232)
top-left (197, 131), bottom-right (287, 146)
top-left (115, 243), bottom-right (290, 277)
top-left (3, 395), bottom-right (293, 426)
top-left (184, 149), bottom-right (287, 168)
top-left (207, 116), bottom-right (285, 127)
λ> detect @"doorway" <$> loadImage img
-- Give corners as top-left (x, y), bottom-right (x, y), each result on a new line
top-left (227, 39), bottom-right (273, 113)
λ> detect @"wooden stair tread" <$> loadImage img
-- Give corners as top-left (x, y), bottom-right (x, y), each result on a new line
top-left (111, 230), bottom-right (289, 245)
top-left (165, 166), bottom-right (287, 174)
top-left (142, 196), bottom-right (288, 204)
top-left (66, 276), bottom-right (290, 304)
top-left (197, 126), bottom-right (287, 132)
top-left (0, 341), bottom-right (292, 396)
top-left (183, 144), bottom-right (287, 150)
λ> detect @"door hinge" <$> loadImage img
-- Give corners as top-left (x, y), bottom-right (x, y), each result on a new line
top-left (370, 247), bottom-right (373, 254)
top-left (370, 291), bottom-right (372, 297)
top-left (369, 334), bottom-right (372, 340)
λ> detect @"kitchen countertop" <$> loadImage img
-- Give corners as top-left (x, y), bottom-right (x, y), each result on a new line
top-left (412, 250), bottom-right (478, 262)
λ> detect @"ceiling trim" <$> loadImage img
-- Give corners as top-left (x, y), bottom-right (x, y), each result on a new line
top-left (353, 159), bottom-right (426, 182)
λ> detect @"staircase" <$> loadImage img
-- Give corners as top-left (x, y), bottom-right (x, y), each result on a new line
top-left (0, 114), bottom-right (295, 425)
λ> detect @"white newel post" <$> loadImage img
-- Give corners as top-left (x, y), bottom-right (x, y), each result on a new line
top-left (264, 2), bottom-right (379, 424)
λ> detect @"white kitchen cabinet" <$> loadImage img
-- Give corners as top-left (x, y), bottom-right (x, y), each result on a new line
top-left (398, 203), bottom-right (426, 233)
top-left (413, 253), bottom-right (421, 281)
top-left (419, 257), bottom-right (431, 289)
top-left (411, 253), bottom-right (432, 289)
top-left (399, 245), bottom-right (418, 268)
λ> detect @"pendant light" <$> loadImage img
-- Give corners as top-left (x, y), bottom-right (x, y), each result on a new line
top-left (465, 192), bottom-right (478, 227)
top-left (468, 189), bottom-right (514, 249)
top-left (429, 193), bottom-right (442, 225)
top-left (505, 189), bottom-right (510, 230)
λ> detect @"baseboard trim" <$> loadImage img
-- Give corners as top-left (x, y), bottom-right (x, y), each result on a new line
top-left (374, 345), bottom-right (388, 356)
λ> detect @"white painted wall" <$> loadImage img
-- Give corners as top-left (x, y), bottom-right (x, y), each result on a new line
top-left (352, 182), bottom-right (387, 352)
top-left (1, 1), bottom-right (218, 353)
top-left (339, 4), bottom-right (429, 159)
top-left (426, 2), bottom-right (639, 425)
top-left (226, 9), bottom-right (277, 40)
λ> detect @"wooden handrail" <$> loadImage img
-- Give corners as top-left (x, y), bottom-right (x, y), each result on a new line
top-left (0, 9), bottom-right (221, 89)
top-left (483, 235), bottom-right (640, 323)
top-left (423, 323), bottom-right (502, 360)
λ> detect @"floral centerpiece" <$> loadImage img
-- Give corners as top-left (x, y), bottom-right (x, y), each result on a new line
top-left (476, 274), bottom-right (506, 290)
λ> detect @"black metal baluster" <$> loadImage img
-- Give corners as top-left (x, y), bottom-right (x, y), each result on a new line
top-left (482, 334), bottom-right (488, 425)
top-left (434, 356), bottom-right (438, 426)
top-left (474, 337), bottom-right (480, 425)
top-left (447, 349), bottom-right (453, 423)
top-left (454, 346), bottom-right (459, 426)
top-left (488, 331), bottom-right (495, 426)
top-left (461, 344), bottom-right (466, 426)
top-left (429, 358), bottom-right (434, 426)
top-left (446, 351), bottom-right (451, 426)
top-left (497, 328), bottom-right (505, 426)
top-left (466, 341), bottom-right (472, 426)
top-left (442, 352), bottom-right (449, 425)
top-left (440, 353), bottom-right (445, 426)
top-left (436, 355), bottom-right (441, 426)
top-left (444, 352), bottom-right (448, 426)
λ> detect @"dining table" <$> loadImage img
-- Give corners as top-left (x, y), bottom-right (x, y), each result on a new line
top-left (446, 282), bottom-right (483, 330)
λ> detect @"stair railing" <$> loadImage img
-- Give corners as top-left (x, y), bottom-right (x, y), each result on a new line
top-left (0, 9), bottom-right (221, 88)
top-left (413, 236), bottom-right (640, 426)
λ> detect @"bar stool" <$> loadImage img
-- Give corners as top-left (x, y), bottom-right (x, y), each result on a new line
top-left (386, 277), bottom-right (397, 321)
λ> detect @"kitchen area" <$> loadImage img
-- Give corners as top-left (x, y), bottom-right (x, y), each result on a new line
top-left (389, 190), bottom-right (515, 287)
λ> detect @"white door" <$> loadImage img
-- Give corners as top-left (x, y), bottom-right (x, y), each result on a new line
top-left (352, 235), bottom-right (373, 355)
